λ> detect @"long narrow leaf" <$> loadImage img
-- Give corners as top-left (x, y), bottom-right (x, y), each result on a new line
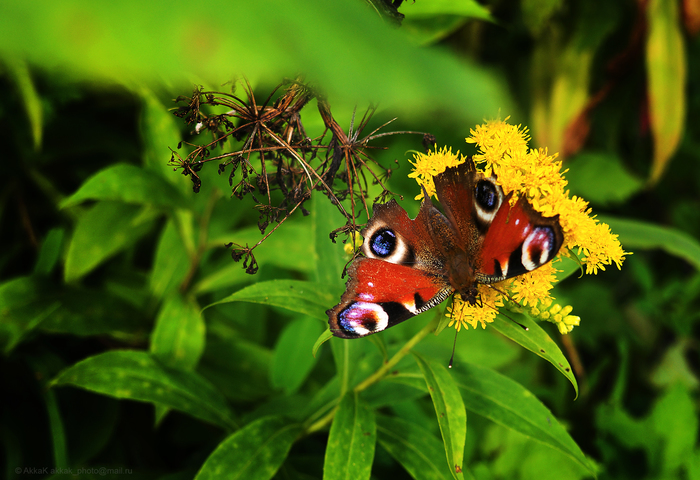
top-left (490, 314), bottom-right (578, 397)
top-left (453, 362), bottom-right (595, 475)
top-left (377, 414), bottom-right (453, 480)
top-left (646, 0), bottom-right (686, 184)
top-left (207, 280), bottom-right (334, 322)
top-left (195, 416), bottom-right (301, 480)
top-left (52, 350), bottom-right (236, 430)
top-left (413, 353), bottom-right (466, 480)
top-left (599, 215), bottom-right (700, 271)
top-left (323, 392), bottom-right (376, 480)
top-left (60, 164), bottom-right (187, 209)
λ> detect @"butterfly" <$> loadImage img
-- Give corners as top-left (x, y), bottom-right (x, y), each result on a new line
top-left (327, 158), bottom-right (564, 338)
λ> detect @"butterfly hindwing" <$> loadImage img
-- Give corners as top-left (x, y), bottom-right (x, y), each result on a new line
top-left (477, 196), bottom-right (564, 282)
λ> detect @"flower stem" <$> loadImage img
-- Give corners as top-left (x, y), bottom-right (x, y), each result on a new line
top-left (304, 311), bottom-right (440, 436)
top-left (354, 311), bottom-right (440, 393)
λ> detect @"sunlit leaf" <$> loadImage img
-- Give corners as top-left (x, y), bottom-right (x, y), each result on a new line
top-left (599, 215), bottom-right (700, 271)
top-left (208, 280), bottom-right (334, 322)
top-left (377, 414), bottom-right (454, 480)
top-left (150, 293), bottom-right (205, 371)
top-left (312, 329), bottom-right (334, 358)
top-left (402, 0), bottom-right (492, 19)
top-left (413, 353), bottom-right (466, 480)
top-left (490, 314), bottom-right (578, 397)
top-left (52, 350), bottom-right (236, 430)
top-left (60, 164), bottom-right (188, 209)
top-left (453, 362), bottom-right (594, 475)
top-left (270, 316), bottom-right (322, 394)
top-left (0, 1), bottom-right (508, 123)
top-left (646, 0), bottom-right (686, 184)
top-left (64, 201), bottom-right (159, 282)
top-left (195, 416), bottom-right (301, 480)
top-left (323, 392), bottom-right (376, 480)
top-left (5, 56), bottom-right (43, 149)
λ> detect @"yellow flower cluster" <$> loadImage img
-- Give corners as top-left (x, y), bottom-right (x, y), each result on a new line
top-left (467, 120), bottom-right (627, 275)
top-left (533, 303), bottom-right (581, 335)
top-left (410, 119), bottom-right (628, 334)
top-left (408, 146), bottom-right (466, 200)
top-left (447, 285), bottom-right (504, 331)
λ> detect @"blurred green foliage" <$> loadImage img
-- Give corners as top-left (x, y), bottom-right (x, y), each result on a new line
top-left (1, 1), bottom-right (700, 480)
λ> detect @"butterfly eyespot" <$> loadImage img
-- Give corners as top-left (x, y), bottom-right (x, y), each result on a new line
top-left (521, 226), bottom-right (557, 270)
top-left (473, 178), bottom-right (504, 228)
top-left (369, 228), bottom-right (397, 257)
top-left (475, 180), bottom-right (499, 211)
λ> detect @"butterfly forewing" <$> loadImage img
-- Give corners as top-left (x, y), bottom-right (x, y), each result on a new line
top-left (327, 258), bottom-right (453, 338)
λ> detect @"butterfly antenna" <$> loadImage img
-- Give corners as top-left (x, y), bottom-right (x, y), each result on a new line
top-left (448, 327), bottom-right (459, 368)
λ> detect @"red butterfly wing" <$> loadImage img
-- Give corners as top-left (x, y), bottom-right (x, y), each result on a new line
top-left (327, 199), bottom-right (456, 338)
top-left (478, 197), bottom-right (564, 282)
top-left (327, 257), bottom-right (452, 338)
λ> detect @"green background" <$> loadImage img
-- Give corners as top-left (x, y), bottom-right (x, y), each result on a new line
top-left (1, 1), bottom-right (699, 479)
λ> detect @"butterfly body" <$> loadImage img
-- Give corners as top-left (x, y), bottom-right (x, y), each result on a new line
top-left (327, 159), bottom-right (563, 339)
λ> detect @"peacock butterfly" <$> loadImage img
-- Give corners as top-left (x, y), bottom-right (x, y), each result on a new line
top-left (327, 158), bottom-right (564, 339)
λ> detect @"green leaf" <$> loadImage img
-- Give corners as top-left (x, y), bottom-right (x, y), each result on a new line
top-left (60, 164), bottom-right (187, 209)
top-left (270, 316), bottom-right (322, 394)
top-left (323, 392), bottom-right (376, 480)
top-left (403, 15), bottom-right (469, 47)
top-left (0, 276), bottom-right (60, 353)
top-left (401, 0), bottom-right (493, 20)
top-left (208, 280), bottom-right (335, 322)
top-left (40, 287), bottom-right (144, 338)
top-left (33, 228), bottom-right (65, 276)
top-left (64, 201), bottom-right (159, 282)
top-left (313, 329), bottom-right (334, 358)
top-left (413, 352), bottom-right (466, 480)
top-left (452, 362), bottom-right (595, 475)
top-left (149, 218), bottom-right (191, 298)
top-left (199, 223), bottom-right (315, 294)
top-left (646, 0), bottom-right (686, 184)
top-left (138, 86), bottom-right (187, 182)
top-left (312, 185), bottom-right (346, 289)
top-left (599, 215), bottom-right (700, 271)
top-left (198, 335), bottom-right (273, 403)
top-left (377, 414), bottom-right (454, 480)
top-left (52, 350), bottom-right (236, 430)
top-left (649, 384), bottom-right (698, 473)
top-left (650, 339), bottom-right (700, 390)
top-left (566, 152), bottom-right (643, 206)
top-left (5, 55), bottom-right (43, 149)
top-left (195, 416), bottom-right (301, 480)
top-left (0, 1), bottom-right (508, 123)
top-left (150, 293), bottom-right (205, 371)
top-left (361, 369), bottom-right (427, 409)
top-left (489, 314), bottom-right (578, 397)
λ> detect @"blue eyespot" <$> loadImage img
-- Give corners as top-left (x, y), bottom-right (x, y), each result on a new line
top-left (476, 180), bottom-right (498, 211)
top-left (370, 229), bottom-right (396, 257)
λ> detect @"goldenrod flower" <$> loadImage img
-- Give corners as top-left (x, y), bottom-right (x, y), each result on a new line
top-left (344, 232), bottom-right (364, 255)
top-left (447, 285), bottom-right (504, 331)
top-left (410, 119), bottom-right (628, 334)
top-left (408, 146), bottom-right (466, 200)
